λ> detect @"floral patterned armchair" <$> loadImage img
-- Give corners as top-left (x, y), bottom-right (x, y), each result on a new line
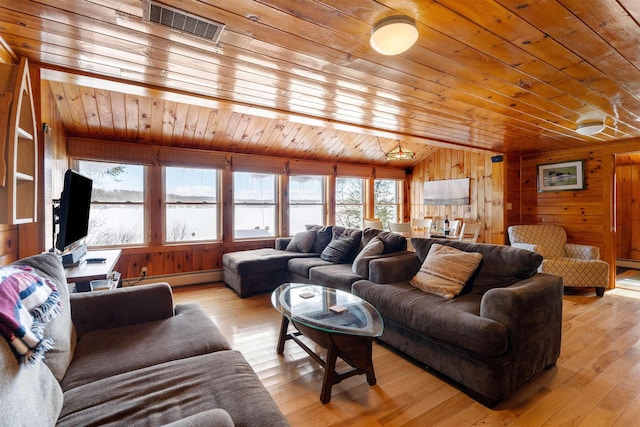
top-left (508, 224), bottom-right (609, 296)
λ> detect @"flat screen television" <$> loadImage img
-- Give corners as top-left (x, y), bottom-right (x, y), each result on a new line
top-left (55, 169), bottom-right (93, 255)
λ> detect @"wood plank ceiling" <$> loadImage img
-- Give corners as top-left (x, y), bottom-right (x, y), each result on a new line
top-left (1, 0), bottom-right (640, 168)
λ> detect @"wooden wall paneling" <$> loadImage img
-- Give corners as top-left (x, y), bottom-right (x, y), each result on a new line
top-left (0, 225), bottom-right (18, 265)
top-left (409, 147), bottom-right (504, 243)
top-left (615, 163), bottom-right (640, 260)
top-left (505, 153), bottom-right (522, 231)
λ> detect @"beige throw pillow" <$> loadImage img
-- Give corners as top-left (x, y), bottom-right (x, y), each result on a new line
top-left (410, 243), bottom-right (483, 299)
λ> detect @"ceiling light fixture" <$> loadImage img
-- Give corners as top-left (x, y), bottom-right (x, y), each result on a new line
top-left (576, 121), bottom-right (605, 136)
top-left (378, 137), bottom-right (415, 160)
top-left (370, 16), bottom-right (418, 55)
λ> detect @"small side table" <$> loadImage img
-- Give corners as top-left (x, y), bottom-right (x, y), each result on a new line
top-left (64, 249), bottom-right (121, 292)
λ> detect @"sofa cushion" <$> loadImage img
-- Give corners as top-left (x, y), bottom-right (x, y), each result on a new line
top-left (287, 257), bottom-right (332, 278)
top-left (352, 237), bottom-right (384, 274)
top-left (306, 225), bottom-right (334, 253)
top-left (57, 350), bottom-right (288, 427)
top-left (410, 244), bottom-right (483, 299)
top-left (285, 230), bottom-right (316, 253)
top-left (162, 409), bottom-right (234, 427)
top-left (11, 252), bottom-right (76, 382)
top-left (321, 232), bottom-right (358, 263)
top-left (222, 248), bottom-right (309, 275)
top-left (0, 335), bottom-right (64, 426)
top-left (352, 280), bottom-right (508, 357)
top-left (411, 238), bottom-right (543, 294)
top-left (309, 264), bottom-right (362, 292)
top-left (61, 303), bottom-right (231, 391)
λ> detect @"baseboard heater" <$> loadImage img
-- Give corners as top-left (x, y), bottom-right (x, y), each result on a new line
top-left (617, 259), bottom-right (640, 269)
top-left (121, 269), bottom-right (223, 288)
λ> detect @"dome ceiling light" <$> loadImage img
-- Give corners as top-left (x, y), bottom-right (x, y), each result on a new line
top-left (370, 16), bottom-right (418, 56)
top-left (576, 121), bottom-right (605, 136)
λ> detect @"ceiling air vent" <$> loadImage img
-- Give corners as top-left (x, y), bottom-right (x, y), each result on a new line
top-left (143, 1), bottom-right (225, 43)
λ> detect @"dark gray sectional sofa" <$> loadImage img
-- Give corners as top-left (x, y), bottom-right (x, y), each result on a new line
top-left (352, 237), bottom-right (563, 407)
top-left (1, 253), bottom-right (288, 426)
top-left (222, 225), bottom-right (409, 297)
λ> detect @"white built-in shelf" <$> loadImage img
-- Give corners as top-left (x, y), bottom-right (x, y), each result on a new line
top-left (0, 57), bottom-right (38, 225)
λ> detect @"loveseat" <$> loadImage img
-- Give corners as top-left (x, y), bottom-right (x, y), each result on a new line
top-left (0, 253), bottom-right (288, 426)
top-left (352, 238), bottom-right (563, 406)
top-left (222, 225), bottom-right (408, 297)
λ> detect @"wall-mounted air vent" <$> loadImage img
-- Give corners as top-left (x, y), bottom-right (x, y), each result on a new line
top-left (143, 0), bottom-right (225, 44)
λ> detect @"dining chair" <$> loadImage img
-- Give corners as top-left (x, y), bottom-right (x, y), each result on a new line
top-left (458, 222), bottom-right (482, 243)
top-left (388, 221), bottom-right (412, 233)
top-left (448, 219), bottom-right (461, 237)
top-left (363, 218), bottom-right (383, 230)
top-left (411, 218), bottom-right (432, 236)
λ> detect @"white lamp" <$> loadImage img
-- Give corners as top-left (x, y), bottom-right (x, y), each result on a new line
top-left (370, 16), bottom-right (418, 56)
top-left (576, 121), bottom-right (605, 136)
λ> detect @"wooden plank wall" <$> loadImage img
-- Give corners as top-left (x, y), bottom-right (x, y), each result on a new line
top-left (518, 150), bottom-right (607, 248)
top-left (409, 148), bottom-right (506, 244)
top-left (514, 140), bottom-right (640, 288)
top-left (615, 162), bottom-right (640, 260)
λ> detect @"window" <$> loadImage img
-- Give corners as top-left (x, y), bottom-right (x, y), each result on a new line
top-left (289, 175), bottom-right (325, 234)
top-left (165, 166), bottom-right (219, 243)
top-left (335, 177), bottom-right (364, 229)
top-left (233, 172), bottom-right (277, 239)
top-left (77, 160), bottom-right (145, 246)
top-left (374, 179), bottom-right (400, 228)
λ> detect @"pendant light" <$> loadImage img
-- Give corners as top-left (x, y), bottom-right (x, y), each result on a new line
top-left (378, 137), bottom-right (415, 160)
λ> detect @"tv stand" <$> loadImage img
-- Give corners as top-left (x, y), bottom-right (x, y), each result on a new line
top-left (64, 249), bottom-right (121, 292)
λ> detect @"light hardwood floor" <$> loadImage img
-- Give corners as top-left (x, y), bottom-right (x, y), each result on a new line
top-left (173, 283), bottom-right (640, 426)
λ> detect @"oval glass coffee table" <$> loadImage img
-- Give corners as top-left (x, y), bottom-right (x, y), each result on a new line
top-left (271, 283), bottom-right (383, 403)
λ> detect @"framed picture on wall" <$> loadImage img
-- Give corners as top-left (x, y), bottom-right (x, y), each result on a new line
top-left (537, 160), bottom-right (585, 192)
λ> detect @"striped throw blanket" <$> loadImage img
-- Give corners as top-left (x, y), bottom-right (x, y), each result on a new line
top-left (0, 265), bottom-right (61, 364)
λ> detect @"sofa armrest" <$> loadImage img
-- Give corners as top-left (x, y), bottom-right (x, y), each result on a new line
top-left (565, 242), bottom-right (600, 260)
top-left (352, 251), bottom-right (411, 279)
top-left (511, 242), bottom-right (538, 253)
top-left (275, 237), bottom-right (292, 250)
top-left (368, 252), bottom-right (421, 283)
top-left (480, 273), bottom-right (563, 385)
top-left (70, 282), bottom-right (175, 337)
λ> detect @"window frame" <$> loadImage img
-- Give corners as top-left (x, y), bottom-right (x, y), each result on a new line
top-left (232, 171), bottom-right (279, 240)
top-left (335, 176), bottom-right (365, 229)
top-left (288, 174), bottom-right (326, 235)
top-left (73, 159), bottom-right (148, 248)
top-left (373, 179), bottom-right (401, 229)
top-left (163, 165), bottom-right (221, 244)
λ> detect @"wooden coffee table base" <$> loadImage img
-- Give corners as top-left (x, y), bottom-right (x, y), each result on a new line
top-left (276, 317), bottom-right (377, 404)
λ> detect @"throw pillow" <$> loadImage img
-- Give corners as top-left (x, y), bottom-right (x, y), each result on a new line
top-left (305, 225), bottom-right (333, 253)
top-left (285, 230), bottom-right (316, 253)
top-left (410, 243), bottom-right (483, 299)
top-left (320, 232), bottom-right (358, 263)
top-left (352, 237), bottom-right (384, 274)
top-left (377, 231), bottom-right (407, 253)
